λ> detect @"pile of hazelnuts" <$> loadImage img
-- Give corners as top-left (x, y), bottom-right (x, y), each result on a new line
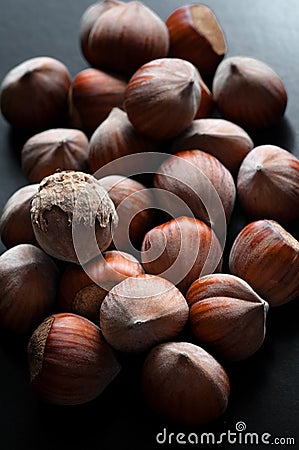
top-left (0, 0), bottom-right (299, 427)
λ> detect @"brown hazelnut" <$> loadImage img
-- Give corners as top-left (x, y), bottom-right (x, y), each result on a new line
top-left (98, 175), bottom-right (155, 251)
top-left (21, 128), bottom-right (89, 183)
top-left (153, 150), bottom-right (236, 228)
top-left (0, 57), bottom-right (71, 130)
top-left (194, 76), bottom-right (214, 119)
top-left (142, 341), bottom-right (230, 425)
top-left (27, 313), bottom-right (121, 405)
top-left (237, 145), bottom-right (299, 223)
top-left (229, 220), bottom-right (299, 306)
top-left (172, 118), bottom-right (254, 174)
top-left (80, 0), bottom-right (124, 63)
top-left (186, 274), bottom-right (269, 361)
top-left (0, 244), bottom-right (59, 335)
top-left (212, 56), bottom-right (288, 129)
top-left (124, 58), bottom-right (201, 140)
top-left (88, 108), bottom-right (159, 173)
top-left (99, 274), bottom-right (189, 353)
top-left (58, 250), bottom-right (144, 323)
top-left (69, 68), bottom-right (128, 134)
top-left (141, 216), bottom-right (223, 294)
top-left (166, 4), bottom-right (226, 79)
top-left (30, 171), bottom-right (118, 264)
top-left (0, 184), bottom-right (38, 248)
top-left (85, 1), bottom-right (169, 74)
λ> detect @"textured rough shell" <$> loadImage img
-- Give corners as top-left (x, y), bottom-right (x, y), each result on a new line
top-left (153, 150), bottom-right (236, 228)
top-left (21, 128), bottom-right (89, 183)
top-left (31, 171), bottom-right (118, 264)
top-left (87, 1), bottom-right (169, 74)
top-left (237, 145), bottom-right (299, 223)
top-left (212, 56), bottom-right (287, 129)
top-left (0, 244), bottom-right (58, 334)
top-left (166, 4), bottom-right (226, 78)
top-left (141, 216), bottom-right (223, 294)
top-left (58, 250), bottom-right (144, 323)
top-left (69, 68), bottom-right (127, 134)
top-left (172, 118), bottom-right (254, 173)
top-left (88, 108), bottom-right (159, 173)
top-left (99, 274), bottom-right (189, 353)
top-left (229, 220), bottom-right (299, 306)
top-left (27, 313), bottom-right (121, 405)
top-left (0, 184), bottom-right (38, 248)
top-left (142, 341), bottom-right (230, 425)
top-left (124, 58), bottom-right (201, 140)
top-left (0, 57), bottom-right (71, 130)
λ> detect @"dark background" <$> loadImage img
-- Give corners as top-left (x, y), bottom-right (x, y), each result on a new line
top-left (0, 1), bottom-right (299, 449)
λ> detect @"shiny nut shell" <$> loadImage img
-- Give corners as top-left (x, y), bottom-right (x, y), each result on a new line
top-left (229, 220), bottom-right (299, 306)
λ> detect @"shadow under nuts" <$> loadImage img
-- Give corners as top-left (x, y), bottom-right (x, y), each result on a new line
top-left (186, 274), bottom-right (269, 361)
top-left (229, 220), bottom-right (299, 307)
top-left (27, 313), bottom-right (121, 405)
top-left (30, 171), bottom-right (118, 264)
top-left (99, 274), bottom-right (189, 353)
top-left (142, 341), bottom-right (230, 425)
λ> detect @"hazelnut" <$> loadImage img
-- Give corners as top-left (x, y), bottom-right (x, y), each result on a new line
top-left (98, 175), bottom-right (155, 251)
top-left (124, 58), bottom-right (201, 140)
top-left (80, 0), bottom-right (124, 63)
top-left (58, 250), bottom-right (144, 323)
top-left (195, 76), bottom-right (214, 119)
top-left (99, 274), bottom-right (189, 353)
top-left (0, 184), bottom-right (38, 248)
top-left (153, 150), bottom-right (236, 228)
top-left (27, 313), bottom-right (121, 405)
top-left (172, 118), bottom-right (254, 174)
top-left (69, 68), bottom-right (128, 134)
top-left (30, 171), bottom-right (118, 264)
top-left (0, 244), bottom-right (59, 335)
top-left (21, 128), bottom-right (89, 183)
top-left (88, 108), bottom-right (158, 173)
top-left (212, 56), bottom-right (288, 129)
top-left (166, 4), bottom-right (226, 79)
top-left (237, 145), bottom-right (299, 223)
top-left (186, 274), bottom-right (269, 361)
top-left (0, 57), bottom-right (71, 130)
top-left (141, 216), bottom-right (223, 294)
top-left (142, 341), bottom-right (230, 425)
top-left (85, 1), bottom-right (169, 74)
top-left (229, 220), bottom-right (299, 307)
